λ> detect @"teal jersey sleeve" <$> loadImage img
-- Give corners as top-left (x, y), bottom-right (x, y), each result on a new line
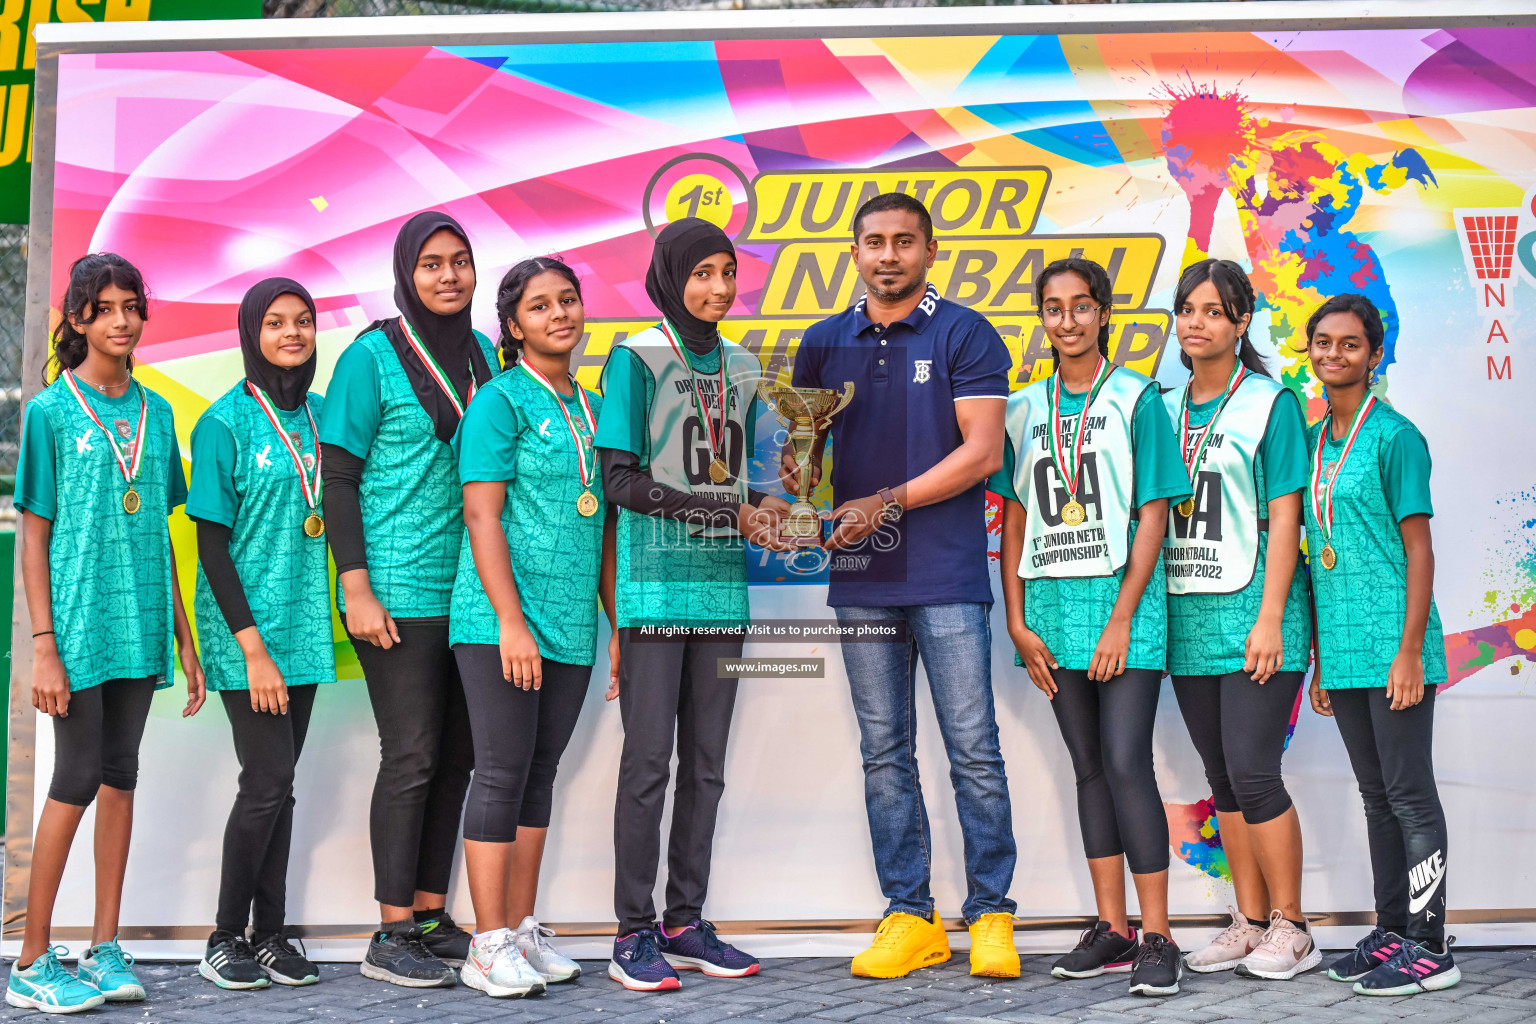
top-left (1132, 386), bottom-right (1191, 506)
top-left (1381, 426), bottom-right (1434, 521)
top-left (185, 416), bottom-right (240, 527)
top-left (318, 342), bottom-right (383, 458)
top-left (456, 387), bottom-right (520, 484)
top-left (15, 400), bottom-right (58, 521)
top-left (1260, 389), bottom-right (1310, 499)
top-left (594, 346), bottom-right (649, 456)
top-left (166, 416), bottom-right (188, 513)
top-left (988, 435), bottom-right (1019, 502)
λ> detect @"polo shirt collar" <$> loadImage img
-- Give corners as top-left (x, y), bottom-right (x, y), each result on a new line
top-left (851, 283), bottom-right (941, 338)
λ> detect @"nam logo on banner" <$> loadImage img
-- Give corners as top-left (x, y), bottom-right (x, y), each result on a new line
top-left (574, 159), bottom-right (1172, 388)
top-left (1455, 191), bottom-right (1536, 384)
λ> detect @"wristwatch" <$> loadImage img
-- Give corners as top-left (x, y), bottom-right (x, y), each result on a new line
top-left (878, 487), bottom-right (904, 524)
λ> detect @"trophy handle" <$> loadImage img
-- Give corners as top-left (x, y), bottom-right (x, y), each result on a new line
top-left (755, 380), bottom-right (775, 406)
top-left (816, 382), bottom-right (855, 429)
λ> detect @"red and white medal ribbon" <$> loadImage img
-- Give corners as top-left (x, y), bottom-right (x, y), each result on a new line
top-left (1047, 355), bottom-right (1112, 500)
top-left (659, 319), bottom-right (726, 459)
top-left (1178, 362), bottom-right (1246, 484)
top-left (399, 316), bottom-right (477, 419)
top-left (62, 369), bottom-right (146, 485)
top-left (517, 360), bottom-right (598, 492)
top-left (246, 382), bottom-right (322, 510)
top-left (1309, 393), bottom-right (1377, 543)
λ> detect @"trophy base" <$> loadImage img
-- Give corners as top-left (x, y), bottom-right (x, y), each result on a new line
top-left (780, 502), bottom-right (823, 547)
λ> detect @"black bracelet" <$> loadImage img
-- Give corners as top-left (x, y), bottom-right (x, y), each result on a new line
top-left (32, 630), bottom-right (53, 638)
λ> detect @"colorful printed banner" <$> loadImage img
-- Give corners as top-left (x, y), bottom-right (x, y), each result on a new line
top-left (28, 26), bottom-right (1536, 950)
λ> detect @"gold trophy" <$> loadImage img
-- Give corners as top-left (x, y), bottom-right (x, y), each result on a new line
top-left (757, 379), bottom-right (855, 545)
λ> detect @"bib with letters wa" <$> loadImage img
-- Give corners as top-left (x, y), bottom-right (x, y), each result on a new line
top-left (1007, 366), bottom-right (1150, 580)
top-left (1161, 374), bottom-right (1282, 595)
top-left (615, 325), bottom-right (758, 538)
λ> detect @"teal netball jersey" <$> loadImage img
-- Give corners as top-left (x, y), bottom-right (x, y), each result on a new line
top-left (1306, 403), bottom-right (1447, 689)
top-left (15, 378), bottom-right (186, 692)
top-left (595, 329), bottom-right (759, 629)
top-left (320, 328), bottom-right (498, 618)
top-left (1165, 383), bottom-right (1313, 676)
top-left (991, 381), bottom-right (1188, 671)
top-left (449, 368), bottom-right (607, 665)
top-left (186, 384), bottom-right (337, 691)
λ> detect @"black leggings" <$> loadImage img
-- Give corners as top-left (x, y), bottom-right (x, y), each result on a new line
top-left (454, 646), bottom-right (592, 843)
top-left (215, 685), bottom-right (318, 936)
top-left (1172, 671), bottom-right (1304, 825)
top-left (1330, 686), bottom-right (1447, 944)
top-left (1050, 668), bottom-right (1169, 874)
top-left (614, 630), bottom-right (740, 934)
top-left (351, 617), bottom-right (473, 908)
top-left (48, 677), bottom-right (157, 807)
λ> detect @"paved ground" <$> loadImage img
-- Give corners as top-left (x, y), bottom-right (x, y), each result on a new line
top-left (3, 950), bottom-right (1533, 1023)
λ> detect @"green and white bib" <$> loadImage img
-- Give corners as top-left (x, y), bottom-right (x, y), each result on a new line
top-left (344, 328), bottom-right (497, 618)
top-left (604, 325), bottom-right (761, 628)
top-left (189, 384), bottom-right (337, 691)
top-left (22, 380), bottom-right (181, 692)
top-left (1161, 374), bottom-right (1283, 595)
top-left (1005, 366), bottom-right (1151, 579)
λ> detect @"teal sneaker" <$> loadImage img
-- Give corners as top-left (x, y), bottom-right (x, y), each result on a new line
top-left (78, 937), bottom-right (146, 1001)
top-left (5, 946), bottom-right (106, 1014)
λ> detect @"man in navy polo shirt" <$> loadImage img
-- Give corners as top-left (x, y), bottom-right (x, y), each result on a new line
top-left (786, 193), bottom-right (1018, 980)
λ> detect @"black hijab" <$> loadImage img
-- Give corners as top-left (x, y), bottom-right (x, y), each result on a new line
top-left (645, 218), bottom-right (736, 354)
top-left (369, 211), bottom-right (494, 443)
top-left (240, 277), bottom-right (316, 412)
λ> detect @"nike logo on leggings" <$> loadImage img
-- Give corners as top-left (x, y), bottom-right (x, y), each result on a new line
top-left (1407, 849), bottom-right (1445, 915)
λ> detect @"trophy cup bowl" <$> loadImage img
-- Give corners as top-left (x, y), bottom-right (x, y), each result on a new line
top-left (757, 380), bottom-right (855, 545)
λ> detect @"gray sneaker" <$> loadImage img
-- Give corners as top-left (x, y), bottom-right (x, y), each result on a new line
top-left (514, 917), bottom-right (581, 983)
top-left (1235, 911), bottom-right (1322, 980)
top-left (1184, 908), bottom-right (1266, 973)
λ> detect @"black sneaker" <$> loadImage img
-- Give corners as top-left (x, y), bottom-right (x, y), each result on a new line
top-left (1051, 920), bottom-right (1139, 979)
top-left (198, 931), bottom-right (270, 990)
top-left (1326, 926), bottom-right (1404, 982)
top-left (1128, 932), bottom-right (1182, 997)
top-left (253, 931), bottom-right (320, 986)
top-left (361, 926), bottom-right (457, 988)
top-left (416, 911), bottom-right (472, 968)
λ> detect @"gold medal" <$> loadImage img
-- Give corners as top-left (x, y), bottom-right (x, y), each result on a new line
top-left (1061, 499), bottom-right (1086, 527)
top-left (122, 487), bottom-right (141, 515)
top-left (708, 457), bottom-right (730, 484)
top-left (1176, 497), bottom-right (1196, 518)
top-left (1320, 543), bottom-right (1337, 571)
top-left (577, 490), bottom-right (599, 517)
top-left (304, 512), bottom-right (325, 538)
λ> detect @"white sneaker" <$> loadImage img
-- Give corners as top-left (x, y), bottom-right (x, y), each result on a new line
top-left (460, 929), bottom-right (546, 998)
top-left (515, 916), bottom-right (582, 983)
top-left (1235, 911), bottom-right (1322, 980)
top-left (1184, 907), bottom-right (1266, 973)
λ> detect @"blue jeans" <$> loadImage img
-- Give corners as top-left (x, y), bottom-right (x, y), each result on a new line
top-left (835, 603), bottom-right (1017, 924)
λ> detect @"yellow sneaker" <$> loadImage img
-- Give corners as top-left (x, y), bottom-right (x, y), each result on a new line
top-left (851, 911), bottom-right (951, 978)
top-left (968, 912), bottom-right (1020, 978)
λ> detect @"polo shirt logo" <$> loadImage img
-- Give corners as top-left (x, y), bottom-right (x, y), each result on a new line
top-left (255, 444), bottom-right (273, 469)
top-left (913, 359), bottom-right (933, 384)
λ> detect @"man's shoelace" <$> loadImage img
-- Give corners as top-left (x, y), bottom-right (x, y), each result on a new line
top-left (1135, 937), bottom-right (1170, 969)
top-left (221, 938), bottom-right (260, 964)
top-left (31, 947), bottom-right (73, 985)
top-left (976, 916), bottom-right (1014, 944)
top-left (400, 931), bottom-right (442, 962)
top-left (1354, 926), bottom-right (1391, 955)
top-left (522, 920), bottom-right (559, 956)
top-left (257, 933), bottom-right (307, 961)
top-left (693, 920), bottom-right (729, 954)
top-left (874, 916), bottom-right (918, 947)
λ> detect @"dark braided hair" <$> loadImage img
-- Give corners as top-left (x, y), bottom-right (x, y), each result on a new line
top-left (495, 256), bottom-right (583, 366)
top-left (47, 253), bottom-right (148, 383)
top-left (1035, 256), bottom-right (1112, 368)
top-left (1174, 258), bottom-right (1271, 378)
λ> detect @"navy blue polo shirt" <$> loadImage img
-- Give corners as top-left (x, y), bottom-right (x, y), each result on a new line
top-left (791, 284), bottom-right (1010, 608)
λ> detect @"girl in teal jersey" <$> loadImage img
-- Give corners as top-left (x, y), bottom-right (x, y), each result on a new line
top-left (451, 258), bottom-right (618, 998)
top-left (992, 257), bottom-right (1190, 997)
top-left (10, 254), bottom-right (204, 1015)
top-left (1163, 260), bottom-right (1317, 981)
top-left (188, 279), bottom-right (334, 991)
top-left (320, 212), bottom-right (497, 986)
top-left (1302, 294), bottom-right (1456, 997)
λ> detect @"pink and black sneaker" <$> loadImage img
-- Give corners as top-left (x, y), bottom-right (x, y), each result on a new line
top-left (658, 919), bottom-right (760, 978)
top-left (1326, 927), bottom-right (1404, 982)
top-left (1353, 938), bottom-right (1460, 996)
